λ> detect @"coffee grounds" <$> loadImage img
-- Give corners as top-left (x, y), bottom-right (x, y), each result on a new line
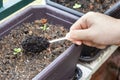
top-left (22, 36), bottom-right (50, 53)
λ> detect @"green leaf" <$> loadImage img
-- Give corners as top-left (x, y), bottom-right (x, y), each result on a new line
top-left (40, 24), bottom-right (49, 31)
top-left (13, 48), bottom-right (22, 54)
top-left (13, 52), bottom-right (18, 55)
top-left (73, 3), bottom-right (81, 9)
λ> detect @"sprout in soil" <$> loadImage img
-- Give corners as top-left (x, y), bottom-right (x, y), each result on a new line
top-left (13, 48), bottom-right (22, 55)
top-left (21, 36), bottom-right (50, 53)
top-left (73, 3), bottom-right (82, 9)
top-left (40, 24), bottom-right (49, 31)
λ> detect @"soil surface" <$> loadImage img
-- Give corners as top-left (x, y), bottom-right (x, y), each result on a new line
top-left (0, 19), bottom-right (72, 80)
top-left (52, 0), bottom-right (119, 13)
top-left (21, 36), bottom-right (50, 53)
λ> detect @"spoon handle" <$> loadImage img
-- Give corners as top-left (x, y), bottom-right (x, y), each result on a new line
top-left (49, 37), bottom-right (66, 43)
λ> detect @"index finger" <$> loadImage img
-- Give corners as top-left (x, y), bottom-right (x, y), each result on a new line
top-left (70, 16), bottom-right (87, 30)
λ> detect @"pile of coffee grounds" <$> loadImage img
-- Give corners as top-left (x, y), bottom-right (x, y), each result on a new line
top-left (21, 36), bottom-right (50, 53)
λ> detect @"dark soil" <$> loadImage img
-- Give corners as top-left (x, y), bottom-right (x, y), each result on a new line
top-left (52, 0), bottom-right (119, 13)
top-left (21, 36), bottom-right (50, 53)
top-left (0, 19), bottom-right (72, 80)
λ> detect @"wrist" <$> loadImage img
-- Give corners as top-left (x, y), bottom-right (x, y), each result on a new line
top-left (113, 19), bottom-right (120, 45)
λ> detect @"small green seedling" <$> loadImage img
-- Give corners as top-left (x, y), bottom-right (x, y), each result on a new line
top-left (40, 24), bottom-right (49, 31)
top-left (13, 48), bottom-right (22, 55)
top-left (73, 3), bottom-right (81, 9)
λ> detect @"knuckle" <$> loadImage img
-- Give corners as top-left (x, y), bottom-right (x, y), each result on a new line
top-left (82, 12), bottom-right (97, 23)
top-left (86, 12), bottom-right (96, 16)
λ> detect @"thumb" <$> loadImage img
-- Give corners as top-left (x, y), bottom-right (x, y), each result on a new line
top-left (69, 29), bottom-right (92, 41)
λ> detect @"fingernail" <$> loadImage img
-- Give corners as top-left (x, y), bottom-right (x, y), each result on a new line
top-left (65, 33), bottom-right (70, 39)
top-left (76, 41), bottom-right (82, 45)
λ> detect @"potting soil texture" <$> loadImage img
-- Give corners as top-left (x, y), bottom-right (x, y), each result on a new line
top-left (52, 0), bottom-right (119, 13)
top-left (0, 19), bottom-right (72, 80)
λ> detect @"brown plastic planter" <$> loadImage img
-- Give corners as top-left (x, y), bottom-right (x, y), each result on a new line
top-left (46, 0), bottom-right (84, 17)
top-left (0, 2), bottom-right (103, 63)
top-left (105, 1), bottom-right (120, 19)
top-left (46, 0), bottom-right (120, 17)
top-left (0, 5), bottom-right (82, 80)
top-left (1, 2), bottom-right (120, 79)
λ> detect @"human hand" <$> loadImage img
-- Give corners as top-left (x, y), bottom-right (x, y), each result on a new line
top-left (66, 12), bottom-right (120, 49)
